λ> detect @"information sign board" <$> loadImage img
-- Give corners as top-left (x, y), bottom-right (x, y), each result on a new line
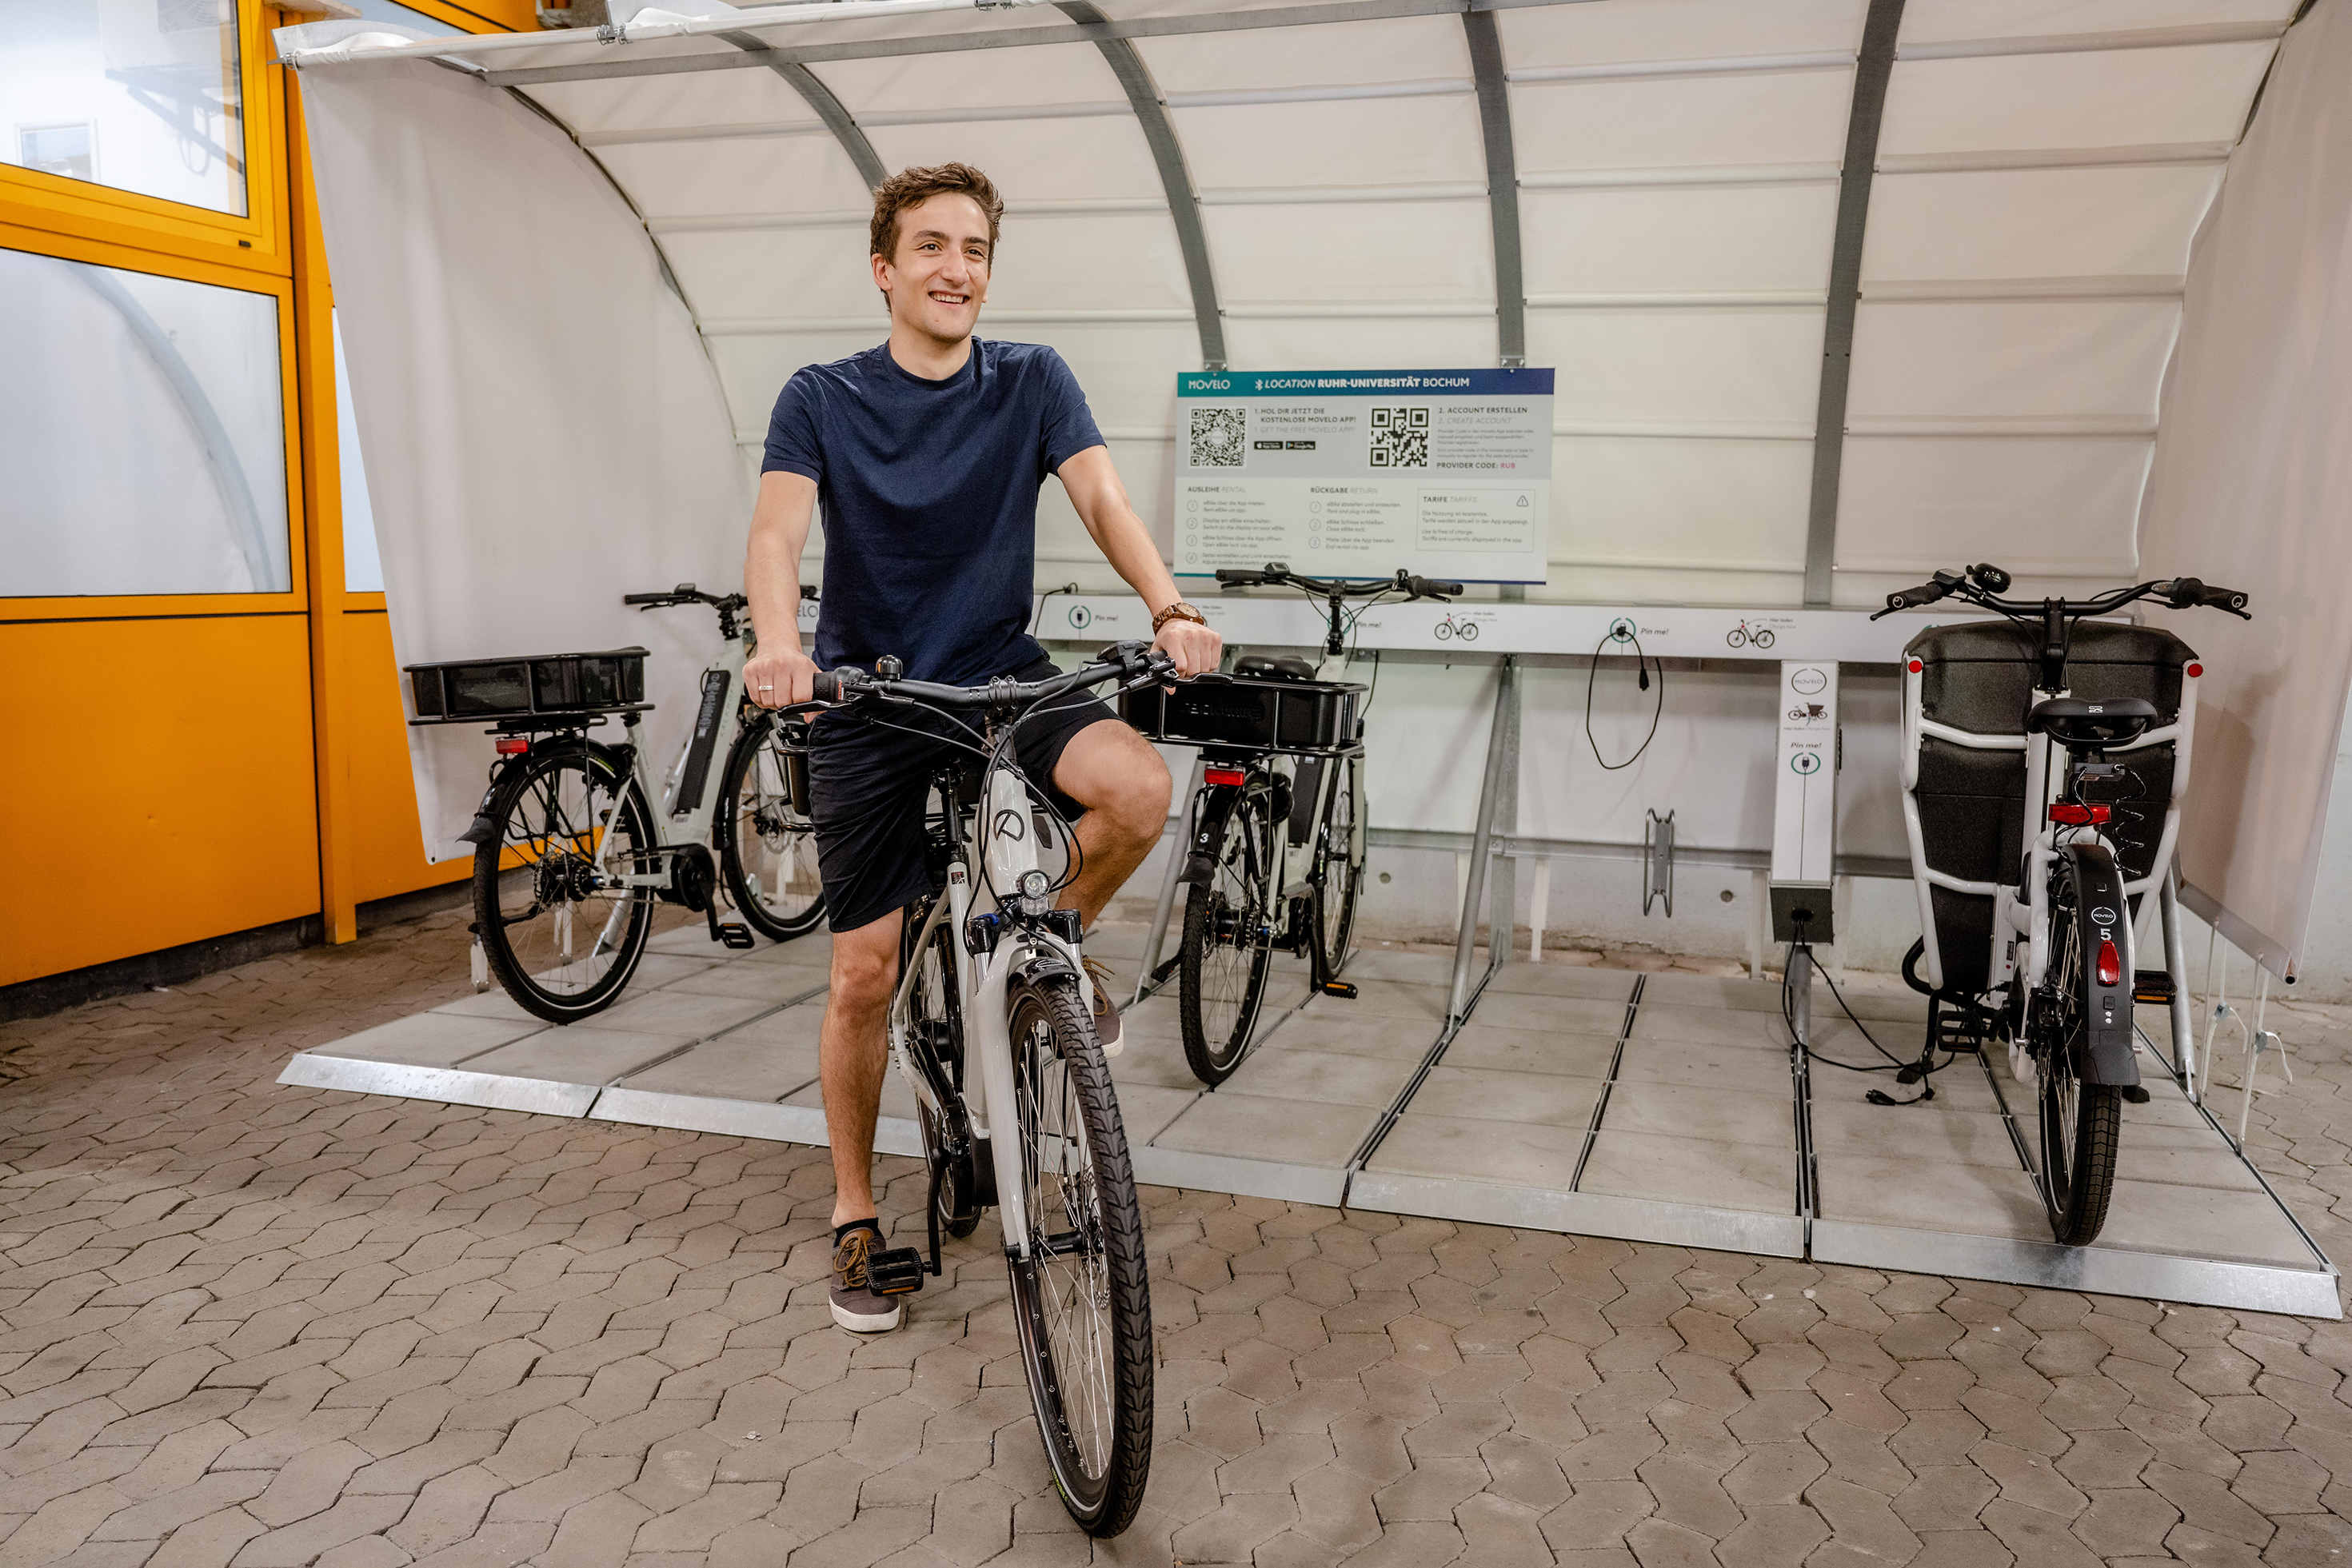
top-left (1174, 368), bottom-right (1554, 584)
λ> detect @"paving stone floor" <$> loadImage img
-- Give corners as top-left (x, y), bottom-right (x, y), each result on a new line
top-left (7, 906), bottom-right (2352, 1566)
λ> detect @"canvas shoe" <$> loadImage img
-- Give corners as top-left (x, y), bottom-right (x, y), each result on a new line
top-left (829, 1225), bottom-right (902, 1333)
top-left (1083, 956), bottom-right (1124, 1055)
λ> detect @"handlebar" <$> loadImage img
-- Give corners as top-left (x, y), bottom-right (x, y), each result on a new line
top-left (1869, 567), bottom-right (2251, 623)
top-left (811, 640), bottom-right (1180, 710)
top-left (1214, 563), bottom-right (1459, 601)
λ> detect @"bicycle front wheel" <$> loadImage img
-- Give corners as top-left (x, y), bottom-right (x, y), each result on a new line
top-left (1314, 755), bottom-right (1364, 978)
top-left (1007, 972), bottom-right (1152, 1537)
top-left (715, 712), bottom-right (825, 942)
top-left (1180, 791), bottom-right (1274, 1084)
top-left (2035, 882), bottom-right (2122, 1245)
top-left (473, 743), bottom-right (655, 1023)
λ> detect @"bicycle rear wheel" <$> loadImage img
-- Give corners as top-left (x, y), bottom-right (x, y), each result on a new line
top-left (716, 713), bottom-right (825, 941)
top-left (1313, 755), bottom-right (1364, 978)
top-left (1006, 972), bottom-right (1152, 1537)
top-left (1180, 791), bottom-right (1274, 1084)
top-left (2034, 881), bottom-right (2122, 1245)
top-left (473, 743), bottom-right (655, 1023)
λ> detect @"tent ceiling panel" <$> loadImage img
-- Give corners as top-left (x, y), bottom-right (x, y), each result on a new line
top-left (1526, 309), bottom-right (1827, 428)
top-left (1859, 166), bottom-right (2225, 283)
top-left (1877, 46), bottom-right (2281, 156)
top-left (814, 42), bottom-right (1126, 112)
top-left (1832, 436), bottom-right (2152, 579)
top-left (1846, 301), bottom-right (2180, 421)
top-left (1495, 0), bottom-right (1867, 65)
top-left (1222, 313), bottom-right (1496, 370)
top-left (1129, 14), bottom-right (1470, 88)
top-left (707, 330), bottom-right (890, 437)
top-left (970, 212), bottom-right (1197, 310)
top-left (525, 67), bottom-right (825, 137)
top-left (1097, 0), bottom-right (1391, 21)
top-left (1898, 0), bottom-right (2297, 46)
top-left (861, 116), bottom-right (1166, 201)
top-left (1550, 438), bottom-right (1813, 574)
top-left (992, 323), bottom-right (1202, 429)
top-left (661, 228), bottom-right (882, 322)
top-left (1519, 184), bottom-right (1839, 295)
top-left (1202, 199), bottom-right (1494, 304)
top-left (590, 136), bottom-right (881, 220)
top-left (1168, 96), bottom-right (1488, 189)
top-left (1507, 71), bottom-right (1856, 174)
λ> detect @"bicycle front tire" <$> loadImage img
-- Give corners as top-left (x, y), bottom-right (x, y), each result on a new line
top-left (473, 743), bottom-right (655, 1023)
top-left (715, 714), bottom-right (826, 942)
top-left (1006, 973), bottom-right (1153, 1536)
top-left (1313, 756), bottom-right (1364, 979)
top-left (1180, 791), bottom-right (1274, 1085)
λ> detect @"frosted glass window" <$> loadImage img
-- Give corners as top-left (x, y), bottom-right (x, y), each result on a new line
top-left (333, 311), bottom-right (385, 593)
top-left (0, 0), bottom-right (247, 217)
top-left (0, 247), bottom-right (290, 596)
top-left (349, 1), bottom-right (462, 37)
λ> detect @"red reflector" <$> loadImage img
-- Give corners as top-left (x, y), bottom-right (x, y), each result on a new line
top-left (2048, 802), bottom-right (2111, 826)
top-left (1907, 659), bottom-right (1923, 673)
top-left (1203, 768), bottom-right (1248, 788)
top-left (2097, 940), bottom-right (2122, 987)
top-left (2186, 662), bottom-right (2203, 677)
top-left (496, 737), bottom-right (529, 756)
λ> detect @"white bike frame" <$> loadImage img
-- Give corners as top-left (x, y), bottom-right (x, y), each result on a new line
top-left (884, 763), bottom-right (1096, 1262)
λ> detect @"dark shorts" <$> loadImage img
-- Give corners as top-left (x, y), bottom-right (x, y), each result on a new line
top-left (808, 656), bottom-right (1120, 934)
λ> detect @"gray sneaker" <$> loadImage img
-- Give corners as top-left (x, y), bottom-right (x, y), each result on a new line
top-left (829, 1227), bottom-right (902, 1333)
top-left (1083, 956), bottom-right (1123, 1055)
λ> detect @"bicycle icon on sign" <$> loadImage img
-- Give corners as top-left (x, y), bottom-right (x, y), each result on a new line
top-left (1434, 612), bottom-right (1480, 643)
top-left (1727, 620), bottom-right (1775, 650)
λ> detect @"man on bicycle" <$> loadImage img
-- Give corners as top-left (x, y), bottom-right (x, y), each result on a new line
top-left (742, 162), bottom-right (1222, 1333)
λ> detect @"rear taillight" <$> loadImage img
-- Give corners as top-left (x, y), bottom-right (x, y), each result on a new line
top-left (2097, 940), bottom-right (2122, 987)
top-left (1203, 767), bottom-right (1248, 788)
top-left (2048, 802), bottom-right (2111, 826)
top-left (496, 737), bottom-right (529, 756)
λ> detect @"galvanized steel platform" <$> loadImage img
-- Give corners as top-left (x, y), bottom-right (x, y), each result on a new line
top-left (280, 926), bottom-right (2339, 1319)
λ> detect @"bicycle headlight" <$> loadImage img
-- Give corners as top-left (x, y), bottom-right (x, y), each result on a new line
top-left (1016, 869), bottom-right (1052, 902)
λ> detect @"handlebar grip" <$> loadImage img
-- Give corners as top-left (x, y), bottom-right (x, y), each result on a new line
top-left (810, 670), bottom-right (857, 703)
top-left (621, 592), bottom-right (671, 605)
top-left (2198, 583), bottom-right (2250, 612)
top-left (1214, 569), bottom-right (1265, 585)
top-left (1883, 581), bottom-right (1951, 612)
top-left (1418, 578), bottom-right (1465, 597)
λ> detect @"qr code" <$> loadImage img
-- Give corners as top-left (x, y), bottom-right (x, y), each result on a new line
top-left (1190, 407), bottom-right (1247, 468)
top-left (1368, 406), bottom-right (1429, 468)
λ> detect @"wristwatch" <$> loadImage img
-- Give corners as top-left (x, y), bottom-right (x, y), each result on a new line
top-left (1152, 600), bottom-right (1208, 634)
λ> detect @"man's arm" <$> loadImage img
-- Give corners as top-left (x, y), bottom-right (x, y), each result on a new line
top-left (1056, 445), bottom-right (1223, 676)
top-left (744, 469), bottom-right (821, 708)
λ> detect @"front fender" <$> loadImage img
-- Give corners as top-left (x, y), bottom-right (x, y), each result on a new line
top-left (2063, 842), bottom-right (2139, 1087)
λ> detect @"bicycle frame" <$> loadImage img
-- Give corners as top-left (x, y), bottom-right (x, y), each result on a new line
top-left (885, 760), bottom-right (1096, 1263)
top-left (1898, 657), bottom-right (2198, 1012)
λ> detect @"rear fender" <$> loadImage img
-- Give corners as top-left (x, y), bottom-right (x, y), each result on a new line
top-left (2062, 842), bottom-right (2140, 1087)
top-left (1183, 781), bottom-right (1248, 885)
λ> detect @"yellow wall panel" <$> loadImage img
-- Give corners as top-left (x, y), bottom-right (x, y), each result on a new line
top-left (0, 615), bottom-right (321, 984)
top-left (343, 610), bottom-right (469, 904)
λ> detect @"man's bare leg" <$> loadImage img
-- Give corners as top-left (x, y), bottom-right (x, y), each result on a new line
top-left (1051, 718), bottom-right (1174, 924)
top-left (821, 908), bottom-right (901, 1228)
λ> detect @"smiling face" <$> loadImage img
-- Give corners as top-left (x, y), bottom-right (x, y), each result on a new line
top-left (873, 191), bottom-right (992, 351)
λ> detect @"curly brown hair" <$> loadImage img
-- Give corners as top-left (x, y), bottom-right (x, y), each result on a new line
top-left (870, 162), bottom-right (1004, 262)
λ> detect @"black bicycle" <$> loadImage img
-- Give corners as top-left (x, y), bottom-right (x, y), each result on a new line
top-left (1138, 565), bottom-right (1459, 1084)
top-left (797, 641), bottom-right (1180, 1536)
top-left (1877, 564), bottom-right (2248, 1243)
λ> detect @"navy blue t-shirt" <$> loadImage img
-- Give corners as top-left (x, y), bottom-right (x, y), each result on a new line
top-left (761, 340), bottom-right (1104, 685)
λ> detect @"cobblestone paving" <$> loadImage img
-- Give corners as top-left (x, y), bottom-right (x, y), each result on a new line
top-left (6, 908), bottom-right (2352, 1565)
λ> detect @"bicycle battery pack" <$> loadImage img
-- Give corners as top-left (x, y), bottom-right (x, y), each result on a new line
top-left (1122, 671), bottom-right (1366, 751)
top-left (405, 648), bottom-right (649, 724)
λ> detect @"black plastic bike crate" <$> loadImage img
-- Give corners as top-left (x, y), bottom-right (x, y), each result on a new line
top-left (405, 647), bottom-right (649, 724)
top-left (1121, 672), bottom-right (1367, 751)
top-left (1907, 620), bottom-right (2192, 994)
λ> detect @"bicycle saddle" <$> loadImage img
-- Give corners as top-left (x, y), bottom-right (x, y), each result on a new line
top-left (1233, 654), bottom-right (1319, 683)
top-left (2027, 697), bottom-right (2157, 749)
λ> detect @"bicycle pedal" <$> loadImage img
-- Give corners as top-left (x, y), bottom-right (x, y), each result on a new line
top-left (2131, 970), bottom-right (2177, 1004)
top-left (865, 1247), bottom-right (928, 1296)
top-left (1320, 980), bottom-right (1358, 999)
top-left (715, 922), bottom-right (756, 950)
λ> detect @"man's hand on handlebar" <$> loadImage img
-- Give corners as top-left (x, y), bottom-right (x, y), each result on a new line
top-left (1152, 613), bottom-right (1223, 679)
top-left (745, 644), bottom-right (820, 708)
